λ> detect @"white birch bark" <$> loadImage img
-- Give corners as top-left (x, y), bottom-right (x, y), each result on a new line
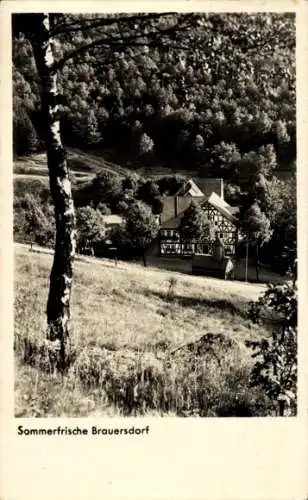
top-left (29, 14), bottom-right (76, 368)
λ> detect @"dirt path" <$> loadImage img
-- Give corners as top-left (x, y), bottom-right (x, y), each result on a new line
top-left (14, 174), bottom-right (48, 181)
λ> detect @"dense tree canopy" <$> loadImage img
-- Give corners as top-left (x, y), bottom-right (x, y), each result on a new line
top-left (13, 13), bottom-right (295, 178)
top-left (14, 191), bottom-right (55, 247)
top-left (13, 12), bottom-right (296, 276)
top-left (114, 200), bottom-right (159, 257)
top-left (75, 206), bottom-right (106, 254)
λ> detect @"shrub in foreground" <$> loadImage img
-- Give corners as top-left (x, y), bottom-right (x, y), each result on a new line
top-left (15, 331), bottom-right (272, 417)
top-left (248, 281), bottom-right (297, 416)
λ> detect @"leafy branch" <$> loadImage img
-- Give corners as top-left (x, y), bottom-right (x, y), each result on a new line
top-left (247, 280), bottom-right (297, 416)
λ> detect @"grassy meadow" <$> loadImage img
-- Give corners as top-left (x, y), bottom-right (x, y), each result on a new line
top-left (15, 245), bottom-right (273, 417)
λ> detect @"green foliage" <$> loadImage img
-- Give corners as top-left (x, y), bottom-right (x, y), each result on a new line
top-left (139, 132), bottom-right (154, 156)
top-left (75, 171), bottom-right (122, 209)
top-left (240, 173), bottom-right (296, 274)
top-left (71, 109), bottom-right (101, 147)
top-left (206, 141), bottom-right (241, 177)
top-left (76, 206), bottom-right (106, 254)
top-left (136, 179), bottom-right (163, 215)
top-left (75, 170), bottom-right (173, 217)
top-left (180, 201), bottom-right (213, 241)
top-left (167, 277), bottom-right (178, 300)
top-left (13, 103), bottom-right (39, 156)
top-left (96, 202), bottom-right (111, 215)
top-left (14, 177), bottom-right (50, 200)
top-left (122, 173), bottom-right (141, 194)
top-left (156, 175), bottom-right (186, 195)
top-left (261, 176), bottom-right (296, 274)
top-left (242, 202), bottom-right (272, 243)
top-left (13, 45), bottom-right (40, 156)
top-left (13, 13), bottom-right (295, 178)
top-left (241, 202), bottom-right (271, 253)
top-left (115, 200), bottom-right (159, 256)
top-left (231, 144), bottom-right (278, 195)
top-left (248, 281), bottom-right (297, 416)
top-left (14, 192), bottom-right (55, 247)
top-left (241, 201), bottom-right (272, 280)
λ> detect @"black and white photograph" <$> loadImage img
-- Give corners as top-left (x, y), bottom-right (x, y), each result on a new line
top-left (12, 11), bottom-right (297, 418)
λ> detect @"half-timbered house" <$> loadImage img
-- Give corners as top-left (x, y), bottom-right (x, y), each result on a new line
top-left (156, 178), bottom-right (239, 257)
top-left (199, 192), bottom-right (238, 255)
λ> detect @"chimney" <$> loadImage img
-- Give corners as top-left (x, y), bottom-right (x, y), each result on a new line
top-left (174, 196), bottom-right (178, 217)
top-left (220, 178), bottom-right (224, 200)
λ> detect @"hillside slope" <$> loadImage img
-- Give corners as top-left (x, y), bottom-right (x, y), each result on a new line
top-left (13, 148), bottom-right (198, 183)
top-left (14, 245), bottom-right (272, 417)
top-left (14, 13), bottom-right (295, 174)
top-left (13, 148), bottom-right (131, 180)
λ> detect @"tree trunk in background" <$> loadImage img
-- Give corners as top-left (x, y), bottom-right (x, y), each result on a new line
top-left (278, 400), bottom-right (285, 417)
top-left (30, 14), bottom-right (76, 368)
top-left (255, 243), bottom-right (260, 282)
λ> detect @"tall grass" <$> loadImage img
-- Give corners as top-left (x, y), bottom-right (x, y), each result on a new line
top-left (14, 248), bottom-right (272, 417)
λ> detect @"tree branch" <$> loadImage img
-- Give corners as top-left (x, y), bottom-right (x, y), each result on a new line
top-left (53, 17), bottom-right (193, 71)
top-left (52, 13), bottom-right (176, 35)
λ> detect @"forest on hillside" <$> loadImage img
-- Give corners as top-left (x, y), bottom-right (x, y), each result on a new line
top-left (13, 13), bottom-right (295, 171)
top-left (13, 13), bottom-right (296, 274)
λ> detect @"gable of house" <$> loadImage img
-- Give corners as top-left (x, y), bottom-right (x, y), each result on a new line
top-left (205, 192), bottom-right (236, 223)
top-left (193, 178), bottom-right (224, 199)
top-left (175, 179), bottom-right (205, 197)
top-left (200, 198), bottom-right (238, 255)
top-left (175, 177), bottom-right (224, 199)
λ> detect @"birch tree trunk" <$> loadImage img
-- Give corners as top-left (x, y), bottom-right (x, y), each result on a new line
top-left (29, 14), bottom-right (76, 368)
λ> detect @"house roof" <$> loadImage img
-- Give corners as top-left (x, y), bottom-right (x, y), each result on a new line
top-left (204, 192), bottom-right (237, 223)
top-left (161, 191), bottom-right (237, 229)
top-left (175, 178), bottom-right (224, 199)
top-left (192, 178), bottom-right (224, 199)
top-left (175, 179), bottom-right (205, 197)
top-left (160, 196), bottom-right (202, 225)
top-left (161, 211), bottom-right (187, 229)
